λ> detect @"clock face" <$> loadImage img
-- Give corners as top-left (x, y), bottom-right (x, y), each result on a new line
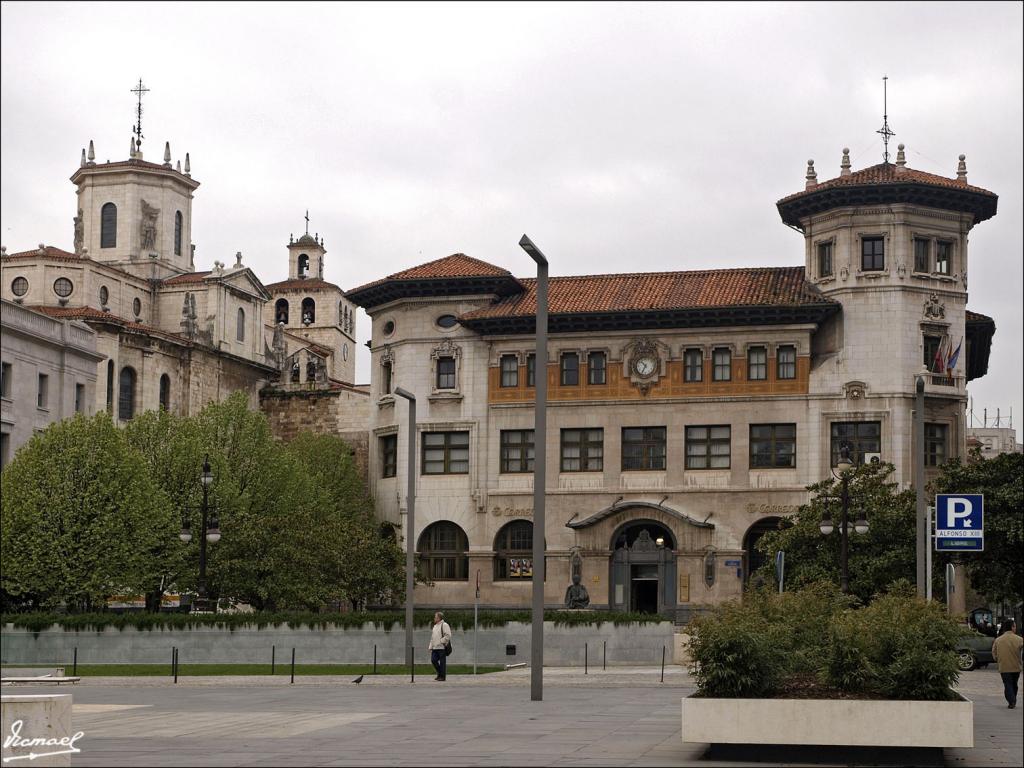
top-left (634, 356), bottom-right (657, 378)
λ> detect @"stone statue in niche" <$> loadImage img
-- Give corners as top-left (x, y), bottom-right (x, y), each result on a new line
top-left (73, 209), bottom-right (84, 254)
top-left (141, 199), bottom-right (160, 251)
top-left (564, 572), bottom-right (591, 609)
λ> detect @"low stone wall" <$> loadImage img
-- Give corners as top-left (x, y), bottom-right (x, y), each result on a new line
top-left (1, 622), bottom-right (676, 667)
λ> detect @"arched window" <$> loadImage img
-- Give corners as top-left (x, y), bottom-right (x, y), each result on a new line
top-left (236, 307), bottom-right (246, 342)
top-left (118, 366), bottom-right (136, 421)
top-left (418, 521), bottom-right (469, 581)
top-left (298, 254), bottom-right (309, 277)
top-left (101, 203), bottom-right (117, 248)
top-left (275, 298), bottom-right (289, 325)
top-left (494, 520), bottom-right (534, 580)
top-left (159, 374), bottom-right (171, 411)
top-left (174, 211), bottom-right (183, 256)
top-left (342, 304), bottom-right (348, 331)
top-left (105, 360), bottom-right (114, 413)
top-left (301, 297), bottom-right (315, 325)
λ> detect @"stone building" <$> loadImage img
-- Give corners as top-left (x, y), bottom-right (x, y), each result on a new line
top-left (1, 299), bottom-right (105, 467)
top-left (348, 145), bottom-right (998, 620)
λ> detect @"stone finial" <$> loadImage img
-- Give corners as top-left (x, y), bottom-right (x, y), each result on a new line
top-left (1, 246), bottom-right (7, 256)
top-left (805, 159), bottom-right (817, 190)
top-left (840, 148), bottom-right (851, 176)
top-left (289, 233), bottom-right (294, 244)
top-left (129, 137), bottom-right (136, 159)
top-left (176, 160), bottom-right (181, 173)
top-left (184, 152), bottom-right (191, 176)
top-left (87, 140), bottom-right (95, 163)
top-left (956, 154), bottom-right (967, 182)
top-left (163, 142), bottom-right (172, 166)
top-left (895, 143), bottom-right (907, 170)
top-left (38, 243), bottom-right (46, 254)
top-left (81, 148), bottom-right (87, 167)
top-left (235, 251), bottom-right (243, 267)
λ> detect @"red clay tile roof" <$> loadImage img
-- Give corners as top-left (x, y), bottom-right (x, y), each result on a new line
top-left (459, 266), bottom-right (832, 321)
top-left (348, 253), bottom-right (513, 294)
top-left (162, 271), bottom-right (212, 285)
top-left (965, 310), bottom-right (993, 324)
top-left (265, 277), bottom-right (343, 292)
top-left (779, 163), bottom-right (996, 202)
top-left (777, 162), bottom-right (998, 227)
top-left (29, 305), bottom-right (124, 323)
top-left (2, 246), bottom-right (82, 263)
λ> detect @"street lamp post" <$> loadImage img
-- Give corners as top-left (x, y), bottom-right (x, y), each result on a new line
top-left (394, 387), bottom-right (417, 669)
top-left (518, 234), bottom-right (547, 703)
top-left (819, 444), bottom-right (868, 594)
top-left (180, 454), bottom-right (220, 612)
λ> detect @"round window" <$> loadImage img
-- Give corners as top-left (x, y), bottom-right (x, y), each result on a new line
top-left (99, 285), bottom-right (109, 305)
top-left (437, 314), bottom-right (458, 329)
top-left (53, 277), bottom-right (74, 298)
top-left (11, 276), bottom-right (29, 296)
top-left (382, 320), bottom-right (395, 336)
top-left (133, 297), bottom-right (142, 317)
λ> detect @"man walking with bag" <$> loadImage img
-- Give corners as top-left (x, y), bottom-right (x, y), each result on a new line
top-left (992, 619), bottom-right (1023, 709)
top-left (429, 611), bottom-right (452, 681)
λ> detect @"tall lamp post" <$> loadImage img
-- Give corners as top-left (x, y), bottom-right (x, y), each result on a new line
top-left (518, 234), bottom-right (547, 702)
top-left (394, 387), bottom-right (417, 669)
top-left (819, 444), bottom-right (868, 594)
top-left (179, 454), bottom-right (220, 612)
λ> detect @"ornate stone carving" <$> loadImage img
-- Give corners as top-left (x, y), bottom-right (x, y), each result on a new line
top-left (840, 266), bottom-right (849, 281)
top-left (923, 293), bottom-right (946, 320)
top-left (272, 323), bottom-right (287, 372)
top-left (843, 380), bottom-right (868, 400)
top-left (896, 260), bottom-right (907, 278)
top-left (141, 199), bottom-right (160, 251)
top-left (73, 209), bottom-right (84, 254)
top-left (621, 337), bottom-right (670, 394)
top-left (631, 529), bottom-right (658, 552)
top-left (430, 337), bottom-right (462, 361)
top-left (179, 292), bottom-right (198, 338)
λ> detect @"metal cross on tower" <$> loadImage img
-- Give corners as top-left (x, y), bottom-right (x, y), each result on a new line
top-left (304, 210), bottom-right (310, 235)
top-left (131, 78), bottom-right (150, 149)
top-left (876, 75), bottom-right (895, 164)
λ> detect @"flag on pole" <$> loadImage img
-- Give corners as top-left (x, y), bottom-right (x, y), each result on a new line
top-left (946, 337), bottom-right (963, 372)
top-left (932, 336), bottom-right (946, 374)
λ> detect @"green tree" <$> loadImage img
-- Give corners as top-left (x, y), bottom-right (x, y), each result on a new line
top-left (931, 452), bottom-right (1023, 606)
top-left (286, 432), bottom-right (405, 609)
top-left (0, 413), bottom-right (175, 610)
top-left (755, 462), bottom-right (917, 603)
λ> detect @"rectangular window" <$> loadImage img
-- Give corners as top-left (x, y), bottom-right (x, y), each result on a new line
top-left (500, 354), bottom-right (519, 387)
top-left (861, 237), bottom-right (885, 271)
top-left (0, 362), bottom-right (11, 398)
top-left (560, 428), bottom-right (604, 472)
top-left (684, 349), bottom-right (703, 382)
top-left (526, 354), bottom-right (536, 387)
top-left (75, 383), bottom-right (85, 413)
top-left (936, 242), bottom-right (952, 275)
top-left (381, 360), bottom-right (392, 395)
top-left (422, 431), bottom-right (470, 475)
top-left (777, 345), bottom-right (796, 380)
top-left (830, 421), bottom-right (881, 466)
top-left (560, 352), bottom-right (579, 386)
top-left (380, 434), bottom-right (397, 478)
top-left (925, 424), bottom-right (948, 467)
top-left (750, 423), bottom-right (796, 468)
top-left (712, 348), bottom-right (732, 381)
top-left (923, 335), bottom-right (942, 372)
top-left (686, 426), bottom-right (731, 469)
top-left (0, 432), bottom-right (8, 470)
top-left (37, 373), bottom-right (49, 409)
top-left (500, 430), bottom-right (535, 473)
top-left (914, 238), bottom-right (930, 273)
top-left (747, 346), bottom-right (767, 381)
top-left (621, 427), bottom-right (667, 471)
top-left (436, 357), bottom-right (456, 389)
top-left (588, 351), bottom-right (607, 385)
top-left (817, 241), bottom-right (833, 277)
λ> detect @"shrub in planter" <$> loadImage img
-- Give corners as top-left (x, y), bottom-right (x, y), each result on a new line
top-left (687, 603), bottom-right (785, 697)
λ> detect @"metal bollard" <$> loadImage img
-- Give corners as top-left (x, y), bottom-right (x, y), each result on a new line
top-left (271, 645), bottom-right (275, 675)
top-left (290, 647), bottom-right (295, 684)
top-left (373, 644), bottom-right (377, 675)
top-left (410, 646), bottom-right (415, 683)
top-left (584, 643), bottom-right (588, 675)
top-left (603, 640), bottom-right (606, 671)
top-left (660, 645), bottom-right (665, 683)
top-left (73, 647), bottom-right (78, 677)
top-left (173, 647), bottom-right (179, 684)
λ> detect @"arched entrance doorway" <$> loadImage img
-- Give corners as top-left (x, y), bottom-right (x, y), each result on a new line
top-left (742, 517), bottom-right (783, 588)
top-left (609, 519), bottom-right (676, 614)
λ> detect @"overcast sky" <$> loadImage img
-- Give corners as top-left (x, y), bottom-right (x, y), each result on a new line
top-left (2, 1), bottom-right (1021, 429)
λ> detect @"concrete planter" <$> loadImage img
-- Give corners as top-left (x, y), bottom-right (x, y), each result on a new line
top-left (681, 693), bottom-right (973, 748)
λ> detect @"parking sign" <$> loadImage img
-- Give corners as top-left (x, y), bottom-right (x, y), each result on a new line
top-left (935, 494), bottom-right (984, 552)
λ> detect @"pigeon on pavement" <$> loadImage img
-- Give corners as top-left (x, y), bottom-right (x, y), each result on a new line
top-left (352, 675), bottom-right (364, 684)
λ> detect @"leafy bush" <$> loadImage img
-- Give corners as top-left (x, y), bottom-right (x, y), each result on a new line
top-left (1, 609), bottom-right (668, 634)
top-left (688, 583), bottom-right (961, 701)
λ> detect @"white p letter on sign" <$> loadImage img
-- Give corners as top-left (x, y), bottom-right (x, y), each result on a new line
top-left (947, 498), bottom-right (973, 528)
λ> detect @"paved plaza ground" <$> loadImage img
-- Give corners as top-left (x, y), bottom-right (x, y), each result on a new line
top-left (9, 665), bottom-right (1022, 767)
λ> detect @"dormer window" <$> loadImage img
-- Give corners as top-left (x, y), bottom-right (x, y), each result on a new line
top-left (861, 237), bottom-right (884, 271)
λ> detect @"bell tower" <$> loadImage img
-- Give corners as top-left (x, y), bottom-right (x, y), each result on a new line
top-left (288, 213), bottom-right (326, 280)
